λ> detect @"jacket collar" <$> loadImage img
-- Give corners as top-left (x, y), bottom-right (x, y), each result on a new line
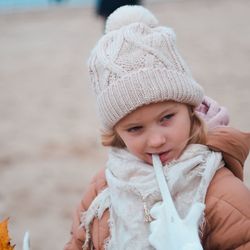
top-left (206, 127), bottom-right (250, 180)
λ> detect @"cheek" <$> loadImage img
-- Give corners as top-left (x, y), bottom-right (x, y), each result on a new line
top-left (174, 117), bottom-right (191, 142)
top-left (125, 138), bottom-right (140, 151)
top-left (181, 125), bottom-right (191, 142)
top-left (171, 129), bottom-right (189, 144)
top-left (119, 134), bottom-right (143, 154)
top-left (118, 133), bottom-right (135, 149)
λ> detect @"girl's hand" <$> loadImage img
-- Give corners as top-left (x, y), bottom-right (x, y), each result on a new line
top-left (195, 96), bottom-right (229, 129)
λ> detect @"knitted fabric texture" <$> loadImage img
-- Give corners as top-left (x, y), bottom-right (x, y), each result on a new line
top-left (80, 145), bottom-right (223, 249)
top-left (88, 5), bottom-right (204, 132)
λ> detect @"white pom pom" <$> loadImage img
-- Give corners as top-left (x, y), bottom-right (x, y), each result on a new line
top-left (105, 5), bottom-right (159, 33)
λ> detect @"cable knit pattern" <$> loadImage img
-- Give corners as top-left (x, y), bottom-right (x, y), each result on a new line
top-left (88, 6), bottom-right (204, 131)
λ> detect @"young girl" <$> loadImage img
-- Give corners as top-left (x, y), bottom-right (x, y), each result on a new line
top-left (64, 6), bottom-right (250, 250)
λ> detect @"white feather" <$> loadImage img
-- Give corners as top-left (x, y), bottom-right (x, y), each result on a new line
top-left (23, 231), bottom-right (30, 250)
top-left (149, 154), bottom-right (204, 250)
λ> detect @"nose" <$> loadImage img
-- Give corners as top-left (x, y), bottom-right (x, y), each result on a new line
top-left (147, 129), bottom-right (167, 149)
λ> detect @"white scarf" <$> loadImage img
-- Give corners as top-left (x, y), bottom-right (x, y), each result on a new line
top-left (81, 144), bottom-right (223, 250)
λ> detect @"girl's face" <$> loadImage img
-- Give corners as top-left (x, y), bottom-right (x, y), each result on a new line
top-left (115, 101), bottom-right (192, 165)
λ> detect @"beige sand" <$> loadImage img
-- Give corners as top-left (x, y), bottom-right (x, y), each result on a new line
top-left (0, 0), bottom-right (249, 249)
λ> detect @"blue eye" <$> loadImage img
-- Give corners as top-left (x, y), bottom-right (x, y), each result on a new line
top-left (127, 126), bottom-right (142, 133)
top-left (161, 114), bottom-right (174, 122)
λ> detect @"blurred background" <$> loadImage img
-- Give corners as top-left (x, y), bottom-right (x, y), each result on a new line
top-left (0, 0), bottom-right (249, 249)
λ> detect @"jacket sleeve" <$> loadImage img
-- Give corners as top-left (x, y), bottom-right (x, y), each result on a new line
top-left (203, 167), bottom-right (250, 250)
top-left (64, 168), bottom-right (107, 250)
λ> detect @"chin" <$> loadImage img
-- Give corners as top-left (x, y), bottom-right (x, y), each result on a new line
top-left (143, 156), bottom-right (153, 166)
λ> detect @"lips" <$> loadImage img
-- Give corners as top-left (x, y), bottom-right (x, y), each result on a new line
top-left (158, 150), bottom-right (171, 164)
top-left (147, 150), bottom-right (172, 165)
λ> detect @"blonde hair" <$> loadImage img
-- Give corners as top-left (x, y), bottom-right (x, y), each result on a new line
top-left (188, 108), bottom-right (207, 145)
top-left (101, 106), bottom-right (207, 148)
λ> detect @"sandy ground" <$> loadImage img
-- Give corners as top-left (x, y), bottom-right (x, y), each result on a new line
top-left (0, 0), bottom-right (250, 249)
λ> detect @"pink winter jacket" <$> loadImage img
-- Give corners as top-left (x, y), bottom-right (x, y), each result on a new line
top-left (64, 127), bottom-right (250, 250)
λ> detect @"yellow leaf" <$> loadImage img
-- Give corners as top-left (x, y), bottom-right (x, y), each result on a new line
top-left (0, 219), bottom-right (15, 250)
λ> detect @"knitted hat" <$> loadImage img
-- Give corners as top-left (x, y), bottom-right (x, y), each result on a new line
top-left (88, 5), bottom-right (204, 132)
